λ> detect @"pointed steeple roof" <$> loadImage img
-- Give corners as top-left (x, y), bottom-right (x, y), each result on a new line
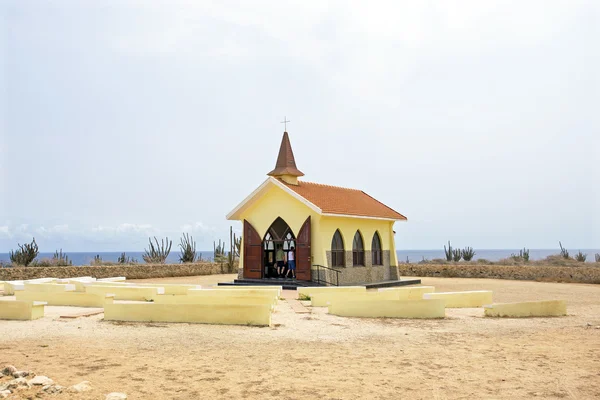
top-left (267, 132), bottom-right (304, 177)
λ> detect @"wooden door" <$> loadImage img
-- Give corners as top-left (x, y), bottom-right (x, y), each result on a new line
top-left (243, 220), bottom-right (262, 279)
top-left (296, 216), bottom-right (311, 281)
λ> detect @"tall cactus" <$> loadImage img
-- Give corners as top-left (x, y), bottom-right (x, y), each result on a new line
top-left (559, 241), bottom-right (570, 259)
top-left (444, 241), bottom-right (453, 262)
top-left (452, 248), bottom-right (462, 262)
top-left (9, 238), bottom-right (39, 266)
top-left (143, 236), bottom-right (172, 264)
top-left (179, 232), bottom-right (197, 263)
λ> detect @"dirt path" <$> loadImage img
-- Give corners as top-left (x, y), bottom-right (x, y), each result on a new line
top-left (1, 275), bottom-right (599, 399)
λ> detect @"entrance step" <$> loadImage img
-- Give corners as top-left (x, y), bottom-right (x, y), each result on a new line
top-left (364, 279), bottom-right (422, 289)
top-left (218, 278), bottom-right (422, 290)
top-left (218, 278), bottom-right (324, 290)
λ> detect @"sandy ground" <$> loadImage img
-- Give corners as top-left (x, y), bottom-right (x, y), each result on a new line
top-left (1, 275), bottom-right (599, 400)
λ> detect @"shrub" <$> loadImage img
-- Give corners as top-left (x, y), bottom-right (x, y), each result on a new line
top-left (559, 241), bottom-right (570, 259)
top-left (9, 238), bottom-right (39, 266)
top-left (143, 237), bottom-right (172, 264)
top-left (596, 253), bottom-right (600, 263)
top-left (179, 232), bottom-right (197, 263)
top-left (418, 256), bottom-right (430, 264)
top-left (452, 248), bottom-right (461, 262)
top-left (477, 258), bottom-right (491, 264)
top-left (444, 241), bottom-right (453, 262)
top-left (461, 247), bottom-right (475, 261)
top-left (574, 251), bottom-right (587, 262)
top-left (92, 254), bottom-right (102, 265)
top-left (431, 258), bottom-right (449, 264)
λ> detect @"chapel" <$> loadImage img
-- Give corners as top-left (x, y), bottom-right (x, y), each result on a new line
top-left (226, 131), bottom-right (407, 285)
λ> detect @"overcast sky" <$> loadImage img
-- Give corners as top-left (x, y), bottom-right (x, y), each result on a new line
top-left (0, 1), bottom-right (598, 252)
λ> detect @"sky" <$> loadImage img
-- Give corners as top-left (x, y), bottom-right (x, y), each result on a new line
top-left (0, 0), bottom-right (598, 253)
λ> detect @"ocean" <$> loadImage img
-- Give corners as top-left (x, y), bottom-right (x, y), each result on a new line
top-left (1, 249), bottom-right (599, 266)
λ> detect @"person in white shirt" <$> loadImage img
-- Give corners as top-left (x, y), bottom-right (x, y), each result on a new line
top-left (285, 246), bottom-right (296, 279)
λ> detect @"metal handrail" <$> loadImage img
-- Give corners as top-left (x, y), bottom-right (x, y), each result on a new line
top-left (312, 264), bottom-right (341, 286)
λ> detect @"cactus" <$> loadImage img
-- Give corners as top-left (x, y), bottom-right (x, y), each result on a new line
top-left (461, 247), bottom-right (475, 261)
top-left (143, 236), bottom-right (172, 264)
top-left (92, 254), bottom-right (102, 265)
top-left (179, 232), bottom-right (197, 263)
top-left (595, 253), bottom-right (600, 263)
top-left (452, 248), bottom-right (462, 262)
top-left (9, 238), bottom-right (39, 266)
top-left (559, 241), bottom-right (570, 259)
top-left (118, 252), bottom-right (137, 264)
top-left (574, 251), bottom-right (587, 262)
top-left (214, 239), bottom-right (226, 263)
top-left (520, 248), bottom-right (530, 262)
top-left (52, 249), bottom-right (72, 266)
top-left (510, 248), bottom-right (530, 262)
top-left (444, 241), bottom-right (453, 261)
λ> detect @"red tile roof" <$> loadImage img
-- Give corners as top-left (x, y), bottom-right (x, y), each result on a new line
top-left (280, 180), bottom-right (406, 220)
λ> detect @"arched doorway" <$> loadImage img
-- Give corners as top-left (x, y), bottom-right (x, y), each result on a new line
top-left (263, 217), bottom-right (295, 278)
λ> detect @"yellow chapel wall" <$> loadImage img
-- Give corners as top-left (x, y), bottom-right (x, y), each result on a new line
top-left (318, 217), bottom-right (396, 261)
top-left (238, 184), bottom-right (324, 269)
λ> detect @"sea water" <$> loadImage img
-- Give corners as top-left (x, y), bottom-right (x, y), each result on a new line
top-left (1, 249), bottom-right (599, 266)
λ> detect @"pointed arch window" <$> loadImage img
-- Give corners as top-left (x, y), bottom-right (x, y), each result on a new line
top-left (372, 232), bottom-right (383, 265)
top-left (352, 231), bottom-right (365, 266)
top-left (331, 230), bottom-right (345, 267)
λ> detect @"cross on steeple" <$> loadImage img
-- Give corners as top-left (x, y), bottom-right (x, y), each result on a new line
top-left (280, 116), bottom-right (290, 131)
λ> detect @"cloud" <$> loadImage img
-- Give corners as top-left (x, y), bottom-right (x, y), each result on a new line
top-left (92, 223), bottom-right (159, 236)
top-left (180, 221), bottom-right (213, 233)
top-left (0, 226), bottom-right (9, 237)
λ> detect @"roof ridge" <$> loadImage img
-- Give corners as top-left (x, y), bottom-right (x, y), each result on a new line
top-left (297, 180), bottom-right (362, 192)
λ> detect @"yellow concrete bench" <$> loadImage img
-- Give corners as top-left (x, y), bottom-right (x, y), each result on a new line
top-left (153, 294), bottom-right (275, 309)
top-left (131, 283), bottom-right (201, 295)
top-left (97, 277), bottom-right (127, 282)
top-left (213, 286), bottom-right (282, 296)
top-left (310, 286), bottom-right (436, 307)
top-left (484, 300), bottom-right (567, 317)
top-left (423, 290), bottom-right (493, 308)
top-left (24, 283), bottom-right (76, 292)
top-left (378, 286), bottom-right (435, 300)
top-left (0, 300), bottom-right (47, 320)
top-left (16, 291), bottom-right (114, 307)
top-left (85, 285), bottom-right (163, 301)
top-left (3, 281), bottom-right (22, 295)
top-left (328, 299), bottom-right (445, 319)
top-left (187, 289), bottom-right (279, 305)
top-left (310, 291), bottom-right (399, 307)
top-left (297, 286), bottom-right (366, 299)
top-left (4, 278), bottom-right (57, 295)
top-left (104, 303), bottom-right (272, 326)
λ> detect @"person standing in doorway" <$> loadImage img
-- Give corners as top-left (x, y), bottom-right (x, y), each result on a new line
top-left (285, 246), bottom-right (296, 279)
top-left (276, 244), bottom-right (286, 278)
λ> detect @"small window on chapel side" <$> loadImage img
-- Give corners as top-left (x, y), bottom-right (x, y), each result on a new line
top-left (372, 232), bottom-right (382, 265)
top-left (352, 231), bottom-right (364, 266)
top-left (331, 230), bottom-right (344, 267)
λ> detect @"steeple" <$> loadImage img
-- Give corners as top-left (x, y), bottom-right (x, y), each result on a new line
top-left (267, 131), bottom-right (304, 185)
